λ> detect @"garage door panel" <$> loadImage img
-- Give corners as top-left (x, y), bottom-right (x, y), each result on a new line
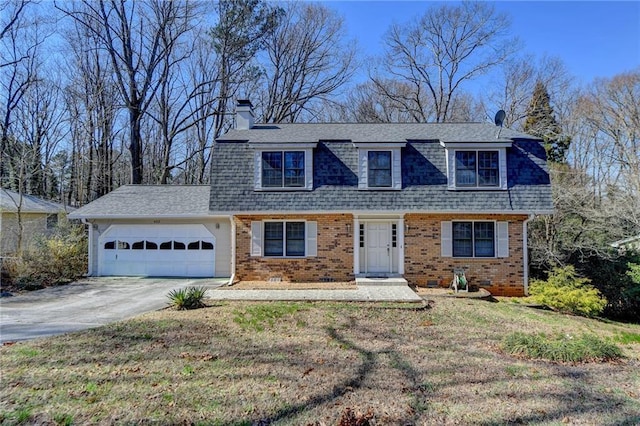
top-left (98, 225), bottom-right (215, 277)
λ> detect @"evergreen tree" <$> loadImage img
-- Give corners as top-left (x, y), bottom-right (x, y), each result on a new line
top-left (523, 81), bottom-right (571, 163)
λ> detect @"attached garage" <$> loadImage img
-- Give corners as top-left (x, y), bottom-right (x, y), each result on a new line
top-left (98, 224), bottom-right (215, 277)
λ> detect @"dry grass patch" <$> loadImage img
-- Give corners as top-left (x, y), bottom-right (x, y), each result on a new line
top-left (1, 299), bottom-right (639, 425)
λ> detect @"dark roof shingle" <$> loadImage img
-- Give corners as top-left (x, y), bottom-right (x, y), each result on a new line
top-left (210, 123), bottom-right (553, 214)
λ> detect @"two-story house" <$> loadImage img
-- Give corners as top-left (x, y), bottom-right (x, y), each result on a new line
top-left (70, 100), bottom-right (553, 296)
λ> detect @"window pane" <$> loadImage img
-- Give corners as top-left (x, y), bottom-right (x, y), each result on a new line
top-left (368, 151), bottom-right (392, 187)
top-left (455, 151), bottom-right (477, 186)
top-left (284, 152), bottom-right (305, 187)
top-left (474, 222), bottom-right (495, 257)
top-left (174, 241), bottom-right (185, 250)
top-left (146, 241), bottom-right (158, 250)
top-left (117, 241), bottom-right (130, 250)
top-left (262, 152), bottom-right (283, 187)
top-left (104, 241), bottom-right (115, 250)
top-left (188, 241), bottom-right (200, 250)
top-left (132, 241), bottom-right (144, 250)
top-left (453, 222), bottom-right (473, 257)
top-left (286, 222), bottom-right (305, 256)
top-left (478, 151), bottom-right (499, 186)
top-left (201, 241), bottom-right (214, 250)
top-left (160, 241), bottom-right (172, 250)
top-left (264, 222), bottom-right (284, 256)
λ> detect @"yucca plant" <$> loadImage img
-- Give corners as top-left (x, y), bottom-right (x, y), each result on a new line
top-left (167, 286), bottom-right (207, 310)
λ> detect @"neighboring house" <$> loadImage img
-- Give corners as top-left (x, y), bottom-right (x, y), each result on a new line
top-left (0, 188), bottom-right (70, 255)
top-left (69, 100), bottom-right (553, 296)
top-left (611, 235), bottom-right (640, 253)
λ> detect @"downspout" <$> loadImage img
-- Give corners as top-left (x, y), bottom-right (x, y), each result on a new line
top-left (227, 215), bottom-right (236, 286)
top-left (81, 218), bottom-right (93, 276)
top-left (523, 214), bottom-right (535, 295)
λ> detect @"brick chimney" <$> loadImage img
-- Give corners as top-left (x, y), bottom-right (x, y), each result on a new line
top-left (236, 99), bottom-right (254, 130)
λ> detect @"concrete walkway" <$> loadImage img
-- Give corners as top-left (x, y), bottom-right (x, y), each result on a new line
top-left (209, 278), bottom-right (423, 303)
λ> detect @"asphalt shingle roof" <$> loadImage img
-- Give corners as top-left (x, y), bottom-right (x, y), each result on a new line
top-left (218, 122), bottom-right (534, 144)
top-left (0, 189), bottom-right (70, 214)
top-left (211, 122), bottom-right (553, 214)
top-left (68, 185), bottom-right (211, 219)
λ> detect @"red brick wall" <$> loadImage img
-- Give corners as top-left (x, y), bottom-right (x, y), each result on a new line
top-left (235, 214), bottom-right (353, 282)
top-left (234, 213), bottom-right (529, 296)
top-left (404, 214), bottom-right (529, 297)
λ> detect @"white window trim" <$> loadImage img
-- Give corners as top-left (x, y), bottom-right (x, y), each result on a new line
top-left (445, 147), bottom-right (508, 190)
top-left (254, 148), bottom-right (314, 191)
top-left (357, 148), bottom-right (402, 190)
top-left (250, 220), bottom-right (317, 258)
top-left (441, 220), bottom-right (509, 259)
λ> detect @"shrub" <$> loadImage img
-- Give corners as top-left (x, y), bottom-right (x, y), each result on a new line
top-left (529, 265), bottom-right (607, 317)
top-left (167, 286), bottom-right (207, 310)
top-left (501, 332), bottom-right (623, 363)
top-left (577, 251), bottom-right (640, 321)
top-left (10, 217), bottom-right (87, 289)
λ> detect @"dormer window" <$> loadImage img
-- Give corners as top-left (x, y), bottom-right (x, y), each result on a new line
top-left (441, 141), bottom-right (510, 190)
top-left (252, 143), bottom-right (316, 191)
top-left (455, 150), bottom-right (499, 187)
top-left (262, 151), bottom-right (305, 188)
top-left (354, 142), bottom-right (405, 190)
top-left (368, 151), bottom-right (392, 187)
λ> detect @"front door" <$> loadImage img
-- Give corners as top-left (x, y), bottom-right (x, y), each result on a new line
top-left (366, 223), bottom-right (391, 273)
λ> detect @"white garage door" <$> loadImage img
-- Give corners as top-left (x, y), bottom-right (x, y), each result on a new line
top-left (98, 224), bottom-right (215, 277)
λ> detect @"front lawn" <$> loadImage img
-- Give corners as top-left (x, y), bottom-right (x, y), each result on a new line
top-left (1, 298), bottom-right (639, 425)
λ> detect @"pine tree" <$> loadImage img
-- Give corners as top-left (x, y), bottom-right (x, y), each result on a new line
top-left (523, 81), bottom-right (571, 163)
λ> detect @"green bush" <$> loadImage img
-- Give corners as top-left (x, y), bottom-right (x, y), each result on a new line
top-left (167, 286), bottom-right (207, 310)
top-left (501, 332), bottom-right (623, 363)
top-left (11, 218), bottom-right (87, 289)
top-left (529, 266), bottom-right (607, 317)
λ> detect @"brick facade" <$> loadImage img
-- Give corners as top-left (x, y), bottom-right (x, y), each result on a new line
top-left (404, 214), bottom-right (528, 297)
top-left (235, 214), bottom-right (353, 283)
top-left (235, 213), bottom-right (528, 297)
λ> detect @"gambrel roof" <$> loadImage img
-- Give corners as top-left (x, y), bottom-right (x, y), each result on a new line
top-left (210, 122), bottom-right (553, 214)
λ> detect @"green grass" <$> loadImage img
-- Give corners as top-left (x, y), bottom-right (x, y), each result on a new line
top-left (615, 331), bottom-right (640, 344)
top-left (232, 302), bottom-right (306, 331)
top-left (501, 332), bottom-right (624, 363)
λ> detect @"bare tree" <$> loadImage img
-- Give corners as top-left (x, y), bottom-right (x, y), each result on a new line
top-left (373, 1), bottom-right (517, 122)
top-left (572, 70), bottom-right (640, 231)
top-left (209, 0), bottom-right (281, 136)
top-left (14, 75), bottom-right (68, 197)
top-left (63, 20), bottom-right (121, 204)
top-left (0, 0), bottom-right (42, 187)
top-left (486, 55), bottom-right (573, 130)
top-left (259, 2), bottom-right (356, 123)
top-left (57, 0), bottom-right (197, 184)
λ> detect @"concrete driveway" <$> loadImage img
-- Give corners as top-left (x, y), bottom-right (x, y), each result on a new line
top-left (0, 277), bottom-right (228, 343)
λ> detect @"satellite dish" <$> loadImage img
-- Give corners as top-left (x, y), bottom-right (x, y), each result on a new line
top-left (494, 110), bottom-right (506, 127)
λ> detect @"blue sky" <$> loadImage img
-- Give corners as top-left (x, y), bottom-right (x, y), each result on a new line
top-left (326, 1), bottom-right (640, 85)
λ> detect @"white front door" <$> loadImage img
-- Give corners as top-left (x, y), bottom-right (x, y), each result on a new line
top-left (366, 223), bottom-right (391, 273)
